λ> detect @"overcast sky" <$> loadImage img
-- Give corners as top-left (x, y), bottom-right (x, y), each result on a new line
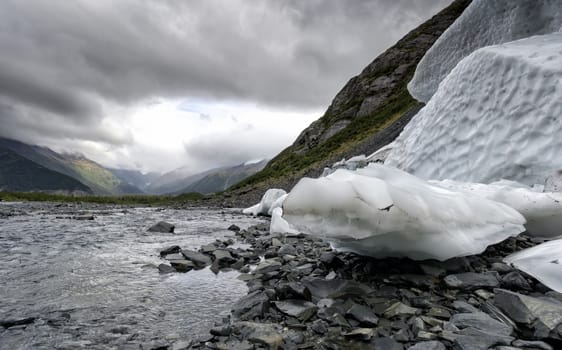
top-left (0, 0), bottom-right (451, 174)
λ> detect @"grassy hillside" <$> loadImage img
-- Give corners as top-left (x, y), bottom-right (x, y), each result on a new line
top-left (0, 147), bottom-right (92, 193)
top-left (220, 0), bottom-right (471, 206)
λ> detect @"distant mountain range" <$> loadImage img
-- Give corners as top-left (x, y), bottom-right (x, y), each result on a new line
top-left (0, 137), bottom-right (267, 195)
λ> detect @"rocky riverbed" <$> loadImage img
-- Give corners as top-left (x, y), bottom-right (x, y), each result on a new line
top-left (158, 222), bottom-right (562, 350)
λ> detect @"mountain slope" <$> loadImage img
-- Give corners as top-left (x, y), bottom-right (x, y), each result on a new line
top-left (0, 146), bottom-right (92, 193)
top-left (180, 160), bottom-right (267, 194)
top-left (0, 138), bottom-right (143, 194)
top-left (221, 0), bottom-right (471, 206)
top-left (108, 168), bottom-right (160, 192)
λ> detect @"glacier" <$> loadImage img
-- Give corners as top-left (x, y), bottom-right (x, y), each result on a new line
top-left (504, 239), bottom-right (562, 293)
top-left (282, 164), bottom-right (526, 261)
top-left (386, 32), bottom-right (562, 186)
top-left (408, 0), bottom-right (562, 103)
top-left (242, 188), bottom-right (287, 216)
top-left (432, 179), bottom-right (562, 238)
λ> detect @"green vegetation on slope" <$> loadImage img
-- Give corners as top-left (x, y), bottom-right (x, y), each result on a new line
top-left (0, 191), bottom-right (203, 205)
top-left (227, 0), bottom-right (471, 203)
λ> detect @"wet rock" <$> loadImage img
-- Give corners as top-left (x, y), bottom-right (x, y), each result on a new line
top-left (494, 289), bottom-right (562, 339)
top-left (200, 243), bottom-right (218, 254)
top-left (74, 215), bottom-right (95, 220)
top-left (181, 249), bottom-right (211, 268)
top-left (0, 317), bottom-right (35, 329)
top-left (232, 322), bottom-right (283, 348)
top-left (346, 303), bottom-right (379, 327)
top-left (444, 272), bottom-right (500, 290)
top-left (148, 221), bottom-right (175, 233)
top-left (384, 302), bottom-right (418, 318)
top-left (255, 259), bottom-right (282, 274)
top-left (160, 245), bottom-right (181, 256)
top-left (278, 244), bottom-right (297, 256)
top-left (512, 339), bottom-right (553, 350)
top-left (169, 259), bottom-right (195, 272)
top-left (158, 263), bottom-right (176, 274)
top-left (274, 300), bottom-right (317, 321)
top-left (450, 312), bottom-right (513, 337)
top-left (407, 341), bottom-right (446, 350)
top-left (372, 337), bottom-right (404, 350)
top-left (171, 340), bottom-right (192, 350)
top-left (223, 340), bottom-right (253, 350)
top-left (491, 262), bottom-right (513, 274)
top-left (232, 291), bottom-right (270, 320)
top-left (228, 224), bottom-right (241, 232)
top-left (213, 249), bottom-right (236, 267)
top-left (501, 271), bottom-right (532, 291)
top-left (275, 282), bottom-right (312, 301)
top-left (444, 327), bottom-right (513, 350)
top-left (343, 328), bottom-right (376, 341)
top-left (303, 279), bottom-right (373, 301)
top-left (452, 301), bottom-right (479, 313)
top-left (210, 325), bottom-right (231, 336)
top-left (310, 319), bottom-right (329, 334)
top-left (427, 306), bottom-right (451, 319)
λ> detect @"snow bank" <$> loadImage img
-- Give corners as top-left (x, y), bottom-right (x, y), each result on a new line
top-left (433, 180), bottom-right (562, 238)
top-left (408, 0), bottom-right (562, 102)
top-left (283, 164), bottom-right (525, 261)
top-left (386, 33), bottom-right (562, 186)
top-left (242, 188), bottom-right (287, 216)
top-left (505, 239), bottom-right (562, 293)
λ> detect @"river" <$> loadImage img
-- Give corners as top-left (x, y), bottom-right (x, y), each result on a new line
top-left (0, 201), bottom-right (264, 349)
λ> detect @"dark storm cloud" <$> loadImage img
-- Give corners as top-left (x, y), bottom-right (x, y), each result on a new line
top-left (0, 0), bottom-right (451, 154)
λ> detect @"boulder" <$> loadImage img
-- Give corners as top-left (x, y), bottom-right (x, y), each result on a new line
top-left (148, 221), bottom-right (175, 233)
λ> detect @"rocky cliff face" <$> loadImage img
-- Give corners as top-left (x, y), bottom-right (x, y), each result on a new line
top-left (219, 0), bottom-right (472, 207)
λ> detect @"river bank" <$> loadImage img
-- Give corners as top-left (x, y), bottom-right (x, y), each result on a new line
top-left (160, 222), bottom-right (562, 350)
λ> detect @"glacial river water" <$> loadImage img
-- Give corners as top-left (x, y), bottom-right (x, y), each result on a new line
top-left (0, 201), bottom-right (264, 350)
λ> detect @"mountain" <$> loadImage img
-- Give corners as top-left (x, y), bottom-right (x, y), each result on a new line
top-left (179, 160), bottom-right (267, 194)
top-left (147, 160), bottom-right (268, 195)
top-left (107, 168), bottom-right (161, 192)
top-left (219, 0), bottom-right (471, 206)
top-left (0, 146), bottom-right (92, 193)
top-left (0, 138), bottom-right (143, 195)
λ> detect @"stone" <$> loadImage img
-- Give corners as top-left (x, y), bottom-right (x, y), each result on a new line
top-left (232, 322), bottom-right (283, 348)
top-left (448, 327), bottom-right (513, 350)
top-left (494, 289), bottom-right (562, 337)
top-left (232, 291), bottom-right (270, 320)
top-left (158, 264), bottom-right (175, 274)
top-left (491, 262), bottom-right (513, 274)
top-left (450, 312), bottom-right (513, 337)
top-left (346, 303), bottom-right (379, 327)
top-left (384, 302), bottom-right (418, 318)
top-left (512, 339), bottom-right (553, 350)
top-left (303, 279), bottom-right (373, 301)
top-left (164, 253), bottom-right (185, 261)
top-left (426, 307), bottom-right (451, 319)
top-left (274, 300), bottom-right (318, 321)
top-left (160, 245), bottom-right (181, 256)
top-left (343, 328), bottom-right (376, 341)
top-left (181, 250), bottom-right (211, 268)
top-left (169, 259), bottom-right (195, 272)
top-left (310, 319), bottom-right (329, 334)
top-left (213, 250), bottom-right (236, 267)
top-left (0, 317), bottom-right (35, 329)
top-left (228, 224), bottom-right (241, 232)
top-left (416, 331), bottom-right (437, 340)
top-left (452, 300), bottom-right (479, 313)
top-left (148, 221), bottom-right (175, 233)
top-left (210, 325), bottom-right (231, 336)
top-left (372, 337), bottom-right (404, 350)
top-left (407, 341), bottom-right (446, 350)
top-left (501, 271), bottom-right (532, 291)
top-left (444, 272), bottom-right (500, 290)
top-left (275, 282), bottom-right (312, 301)
top-left (254, 259), bottom-right (282, 274)
top-left (278, 244), bottom-right (297, 256)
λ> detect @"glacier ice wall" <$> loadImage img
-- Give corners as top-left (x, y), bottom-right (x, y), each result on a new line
top-left (283, 164), bottom-right (525, 261)
top-left (386, 33), bottom-right (562, 186)
top-left (408, 0), bottom-right (562, 103)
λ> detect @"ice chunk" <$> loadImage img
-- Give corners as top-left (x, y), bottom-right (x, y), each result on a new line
top-left (432, 179), bottom-right (562, 238)
top-left (387, 33), bottom-right (562, 186)
top-left (283, 164), bottom-right (526, 261)
top-left (242, 188), bottom-right (287, 216)
top-left (545, 170), bottom-right (562, 192)
top-left (268, 193), bottom-right (288, 216)
top-left (270, 207), bottom-right (298, 235)
top-left (504, 239), bottom-right (562, 293)
top-left (408, 0), bottom-right (562, 102)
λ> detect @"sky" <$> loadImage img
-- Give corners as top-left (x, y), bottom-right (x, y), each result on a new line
top-left (0, 0), bottom-right (452, 174)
